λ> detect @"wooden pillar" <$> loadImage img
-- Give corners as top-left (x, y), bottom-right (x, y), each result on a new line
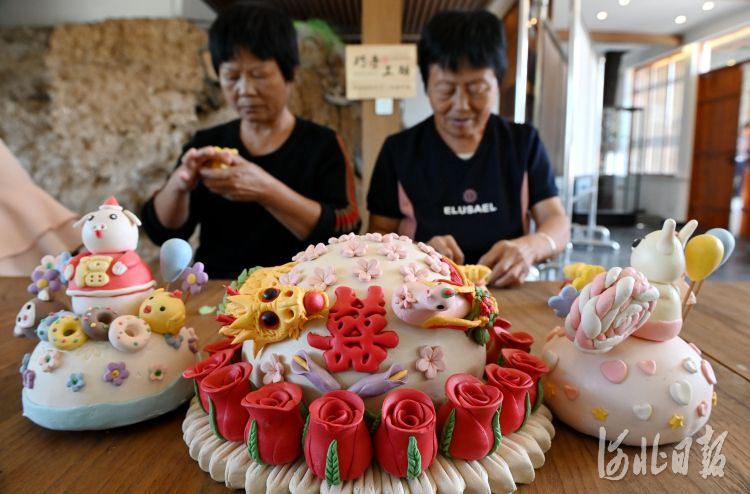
top-left (360, 0), bottom-right (403, 231)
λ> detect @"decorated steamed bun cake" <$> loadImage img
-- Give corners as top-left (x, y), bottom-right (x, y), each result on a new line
top-left (544, 219), bottom-right (729, 446)
top-left (15, 197), bottom-right (206, 430)
top-left (218, 233), bottom-right (497, 410)
top-left (180, 232), bottom-right (556, 492)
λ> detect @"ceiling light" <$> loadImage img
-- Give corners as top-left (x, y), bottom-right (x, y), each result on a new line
top-left (528, 17), bottom-right (538, 27)
top-left (596, 11), bottom-right (608, 20)
top-left (619, 0), bottom-right (630, 6)
top-left (702, 2), bottom-right (715, 11)
top-left (674, 15), bottom-right (687, 25)
top-left (727, 59), bottom-right (736, 67)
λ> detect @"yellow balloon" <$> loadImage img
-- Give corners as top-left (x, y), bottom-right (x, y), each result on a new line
top-left (685, 234), bottom-right (724, 281)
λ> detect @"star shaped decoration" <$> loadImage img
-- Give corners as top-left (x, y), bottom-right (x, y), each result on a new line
top-left (592, 407), bottom-right (609, 422)
top-left (712, 392), bottom-right (718, 407)
top-left (548, 285), bottom-right (579, 318)
top-left (546, 382), bottom-right (557, 399)
top-left (668, 414), bottom-right (685, 429)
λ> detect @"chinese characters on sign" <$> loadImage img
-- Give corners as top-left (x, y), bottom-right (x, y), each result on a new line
top-left (345, 44), bottom-right (417, 100)
top-left (597, 427), bottom-right (727, 480)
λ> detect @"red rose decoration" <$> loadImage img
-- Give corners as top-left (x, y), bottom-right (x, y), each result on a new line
top-left (204, 336), bottom-right (243, 362)
top-left (486, 326), bottom-right (534, 365)
top-left (241, 382), bottom-right (304, 465)
top-left (500, 348), bottom-right (549, 408)
top-left (485, 364), bottom-right (534, 435)
top-left (374, 389), bottom-right (437, 478)
top-left (183, 348), bottom-right (234, 412)
top-left (199, 362), bottom-right (253, 442)
top-left (436, 374), bottom-right (502, 460)
top-left (304, 390), bottom-right (372, 483)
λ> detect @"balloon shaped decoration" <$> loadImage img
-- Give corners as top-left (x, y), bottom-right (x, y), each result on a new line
top-left (706, 228), bottom-right (735, 267)
top-left (684, 234), bottom-right (724, 282)
top-left (160, 238), bottom-right (194, 283)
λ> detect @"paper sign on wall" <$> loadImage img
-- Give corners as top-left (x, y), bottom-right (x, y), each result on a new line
top-left (345, 44), bottom-right (417, 100)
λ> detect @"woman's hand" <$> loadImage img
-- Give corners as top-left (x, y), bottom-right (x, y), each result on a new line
top-left (478, 238), bottom-right (536, 288)
top-left (169, 147), bottom-right (226, 193)
top-left (427, 235), bottom-right (465, 264)
top-left (199, 154), bottom-right (275, 203)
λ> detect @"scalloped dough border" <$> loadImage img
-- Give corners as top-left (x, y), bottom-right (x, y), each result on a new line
top-left (182, 398), bottom-right (555, 493)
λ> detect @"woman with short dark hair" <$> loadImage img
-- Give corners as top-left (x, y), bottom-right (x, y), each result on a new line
top-left (367, 10), bottom-right (569, 287)
top-left (142, 2), bottom-right (360, 278)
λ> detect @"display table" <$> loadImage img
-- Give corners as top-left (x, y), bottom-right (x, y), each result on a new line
top-left (1, 278), bottom-right (748, 492)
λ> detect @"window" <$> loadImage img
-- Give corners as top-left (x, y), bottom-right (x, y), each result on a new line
top-left (631, 53), bottom-right (689, 175)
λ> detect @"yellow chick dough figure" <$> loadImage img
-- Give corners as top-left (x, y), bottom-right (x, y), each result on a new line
top-left (138, 288), bottom-right (186, 334)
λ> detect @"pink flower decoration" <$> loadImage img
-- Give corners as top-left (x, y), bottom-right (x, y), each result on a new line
top-left (292, 243), bottom-right (328, 262)
top-left (328, 237), bottom-right (339, 244)
top-left (353, 258), bottom-right (383, 282)
top-left (425, 255), bottom-right (450, 276)
top-left (279, 267), bottom-right (304, 285)
top-left (39, 349), bottom-right (62, 372)
top-left (415, 346), bottom-right (446, 379)
top-left (395, 285), bottom-right (417, 309)
top-left (310, 266), bottom-right (337, 290)
top-left (341, 239), bottom-right (368, 257)
top-left (399, 235), bottom-right (413, 243)
top-left (338, 233), bottom-right (358, 243)
top-left (380, 243), bottom-right (407, 261)
top-left (364, 232), bottom-right (383, 242)
top-left (400, 262), bottom-right (429, 282)
top-left (381, 233), bottom-right (399, 243)
top-left (148, 364), bottom-right (167, 381)
top-left (261, 353), bottom-right (285, 384)
top-left (417, 242), bottom-right (437, 255)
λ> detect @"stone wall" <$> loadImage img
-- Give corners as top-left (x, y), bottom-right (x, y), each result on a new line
top-left (0, 18), bottom-right (361, 249)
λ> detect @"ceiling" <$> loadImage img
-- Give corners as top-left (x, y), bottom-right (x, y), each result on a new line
top-left (552, 0), bottom-right (749, 36)
top-left (201, 0), bottom-right (750, 59)
top-left (203, 0), bottom-right (493, 41)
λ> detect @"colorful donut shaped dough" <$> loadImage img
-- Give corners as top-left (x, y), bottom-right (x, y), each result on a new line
top-left (48, 315), bottom-right (89, 350)
top-left (109, 315), bottom-right (151, 352)
top-left (81, 307), bottom-right (118, 340)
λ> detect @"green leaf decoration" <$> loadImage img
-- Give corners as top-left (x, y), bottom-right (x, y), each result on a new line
top-left (365, 409), bottom-right (382, 436)
top-left (532, 378), bottom-right (544, 413)
top-left (496, 354), bottom-right (505, 366)
top-left (520, 391), bottom-right (531, 430)
top-left (208, 397), bottom-right (225, 441)
top-left (298, 400), bottom-right (309, 419)
top-left (302, 413), bottom-right (310, 448)
top-left (193, 380), bottom-right (206, 414)
top-left (407, 435), bottom-right (422, 480)
top-left (218, 266), bottom-right (259, 313)
top-left (247, 419), bottom-right (264, 465)
top-left (488, 408), bottom-right (502, 456)
top-left (470, 327), bottom-right (490, 346)
top-left (325, 439), bottom-right (341, 486)
top-left (439, 408), bottom-right (457, 458)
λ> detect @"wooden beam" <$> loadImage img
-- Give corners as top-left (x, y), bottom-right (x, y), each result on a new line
top-left (360, 0), bottom-right (403, 231)
top-left (556, 30), bottom-right (682, 47)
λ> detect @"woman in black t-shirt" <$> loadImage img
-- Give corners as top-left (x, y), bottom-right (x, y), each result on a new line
top-left (367, 10), bottom-right (569, 287)
top-left (141, 4), bottom-right (360, 278)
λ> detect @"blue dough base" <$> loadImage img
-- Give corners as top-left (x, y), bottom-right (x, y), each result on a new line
top-left (22, 377), bottom-right (193, 430)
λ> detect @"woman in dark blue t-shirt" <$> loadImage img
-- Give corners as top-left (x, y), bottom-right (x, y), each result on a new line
top-left (367, 10), bottom-right (569, 287)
